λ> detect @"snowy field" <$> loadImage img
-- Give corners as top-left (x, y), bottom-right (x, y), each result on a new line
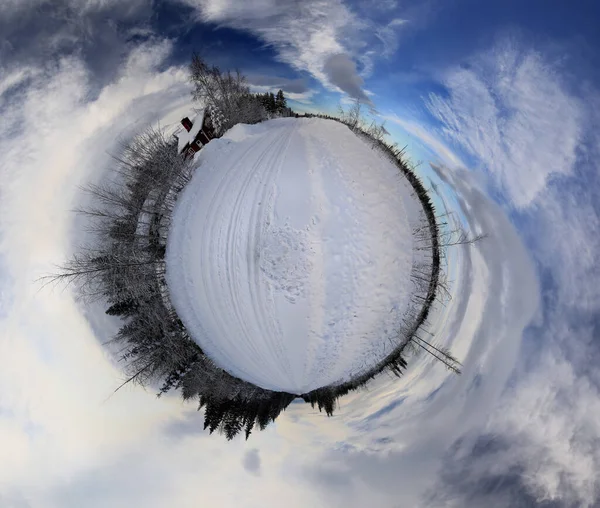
top-left (166, 118), bottom-right (423, 393)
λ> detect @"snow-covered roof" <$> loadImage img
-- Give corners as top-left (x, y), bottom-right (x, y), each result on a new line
top-left (176, 108), bottom-right (206, 154)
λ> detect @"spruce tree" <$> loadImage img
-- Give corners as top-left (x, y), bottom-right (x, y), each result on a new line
top-left (244, 417), bottom-right (255, 440)
top-left (105, 299), bottom-right (138, 316)
top-left (268, 92), bottom-right (276, 113)
top-left (275, 89), bottom-right (286, 113)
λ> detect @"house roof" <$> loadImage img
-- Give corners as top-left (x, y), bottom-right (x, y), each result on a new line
top-left (176, 108), bottom-right (206, 154)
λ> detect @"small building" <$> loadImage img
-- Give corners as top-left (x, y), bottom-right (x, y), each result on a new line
top-left (175, 108), bottom-right (215, 159)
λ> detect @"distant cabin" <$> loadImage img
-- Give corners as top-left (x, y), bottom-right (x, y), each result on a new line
top-left (175, 109), bottom-right (215, 159)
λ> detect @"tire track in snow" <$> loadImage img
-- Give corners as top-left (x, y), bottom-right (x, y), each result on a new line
top-left (231, 121), bottom-right (297, 385)
top-left (193, 135), bottom-right (283, 383)
top-left (224, 130), bottom-right (283, 379)
top-left (214, 126), bottom-right (292, 385)
top-left (302, 122), bottom-right (330, 385)
top-left (200, 120), bottom-right (299, 388)
top-left (247, 121), bottom-right (300, 388)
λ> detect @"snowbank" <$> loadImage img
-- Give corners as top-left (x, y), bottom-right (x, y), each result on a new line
top-left (166, 118), bottom-right (420, 393)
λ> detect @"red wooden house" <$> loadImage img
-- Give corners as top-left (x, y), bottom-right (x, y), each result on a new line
top-left (176, 108), bottom-right (215, 159)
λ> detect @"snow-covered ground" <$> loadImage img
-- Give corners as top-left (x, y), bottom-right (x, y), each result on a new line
top-left (166, 118), bottom-right (423, 393)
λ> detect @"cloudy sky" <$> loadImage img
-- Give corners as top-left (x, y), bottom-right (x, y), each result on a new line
top-left (1, 0), bottom-right (600, 507)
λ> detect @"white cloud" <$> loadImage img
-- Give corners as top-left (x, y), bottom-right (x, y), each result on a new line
top-left (182, 0), bottom-right (354, 83)
top-left (375, 18), bottom-right (407, 58)
top-left (358, 50), bottom-right (376, 78)
top-left (464, 126), bottom-right (600, 507)
top-left (489, 347), bottom-right (600, 505)
top-left (282, 90), bottom-right (316, 104)
top-left (0, 0), bottom-right (150, 17)
top-left (0, 67), bottom-right (40, 104)
top-left (427, 41), bottom-right (583, 208)
top-left (174, 1), bottom-right (412, 103)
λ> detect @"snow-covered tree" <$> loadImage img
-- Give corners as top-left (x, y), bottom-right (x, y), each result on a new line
top-left (209, 104), bottom-right (226, 136)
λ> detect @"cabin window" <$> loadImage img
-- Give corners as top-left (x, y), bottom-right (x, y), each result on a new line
top-left (181, 117), bottom-right (193, 132)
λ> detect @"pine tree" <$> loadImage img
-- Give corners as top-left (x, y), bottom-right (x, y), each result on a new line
top-left (244, 417), bottom-right (255, 440)
top-left (105, 299), bottom-right (138, 316)
top-left (223, 404), bottom-right (243, 440)
top-left (275, 89), bottom-right (286, 113)
top-left (257, 401), bottom-right (271, 430)
top-left (261, 92), bottom-right (270, 110)
top-left (268, 92), bottom-right (276, 113)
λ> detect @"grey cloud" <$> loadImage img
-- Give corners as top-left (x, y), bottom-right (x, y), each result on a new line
top-left (161, 410), bottom-right (206, 439)
top-left (427, 435), bottom-right (564, 508)
top-left (0, 491), bottom-right (32, 508)
top-left (307, 462), bottom-right (352, 488)
top-left (323, 53), bottom-right (372, 104)
top-left (47, 447), bottom-right (188, 508)
top-left (242, 449), bottom-right (261, 476)
top-left (0, 0), bottom-right (153, 87)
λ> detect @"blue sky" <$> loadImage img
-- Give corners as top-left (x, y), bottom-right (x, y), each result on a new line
top-left (1, 0), bottom-right (600, 507)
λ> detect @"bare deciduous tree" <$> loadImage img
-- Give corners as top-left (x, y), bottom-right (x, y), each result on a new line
top-left (190, 53), bottom-right (268, 131)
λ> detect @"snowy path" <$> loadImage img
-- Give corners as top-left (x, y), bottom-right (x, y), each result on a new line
top-left (166, 118), bottom-right (418, 393)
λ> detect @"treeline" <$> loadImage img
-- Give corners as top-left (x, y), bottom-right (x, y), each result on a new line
top-left (190, 54), bottom-right (293, 137)
top-left (200, 392), bottom-right (296, 440)
top-left (256, 89), bottom-right (293, 116)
